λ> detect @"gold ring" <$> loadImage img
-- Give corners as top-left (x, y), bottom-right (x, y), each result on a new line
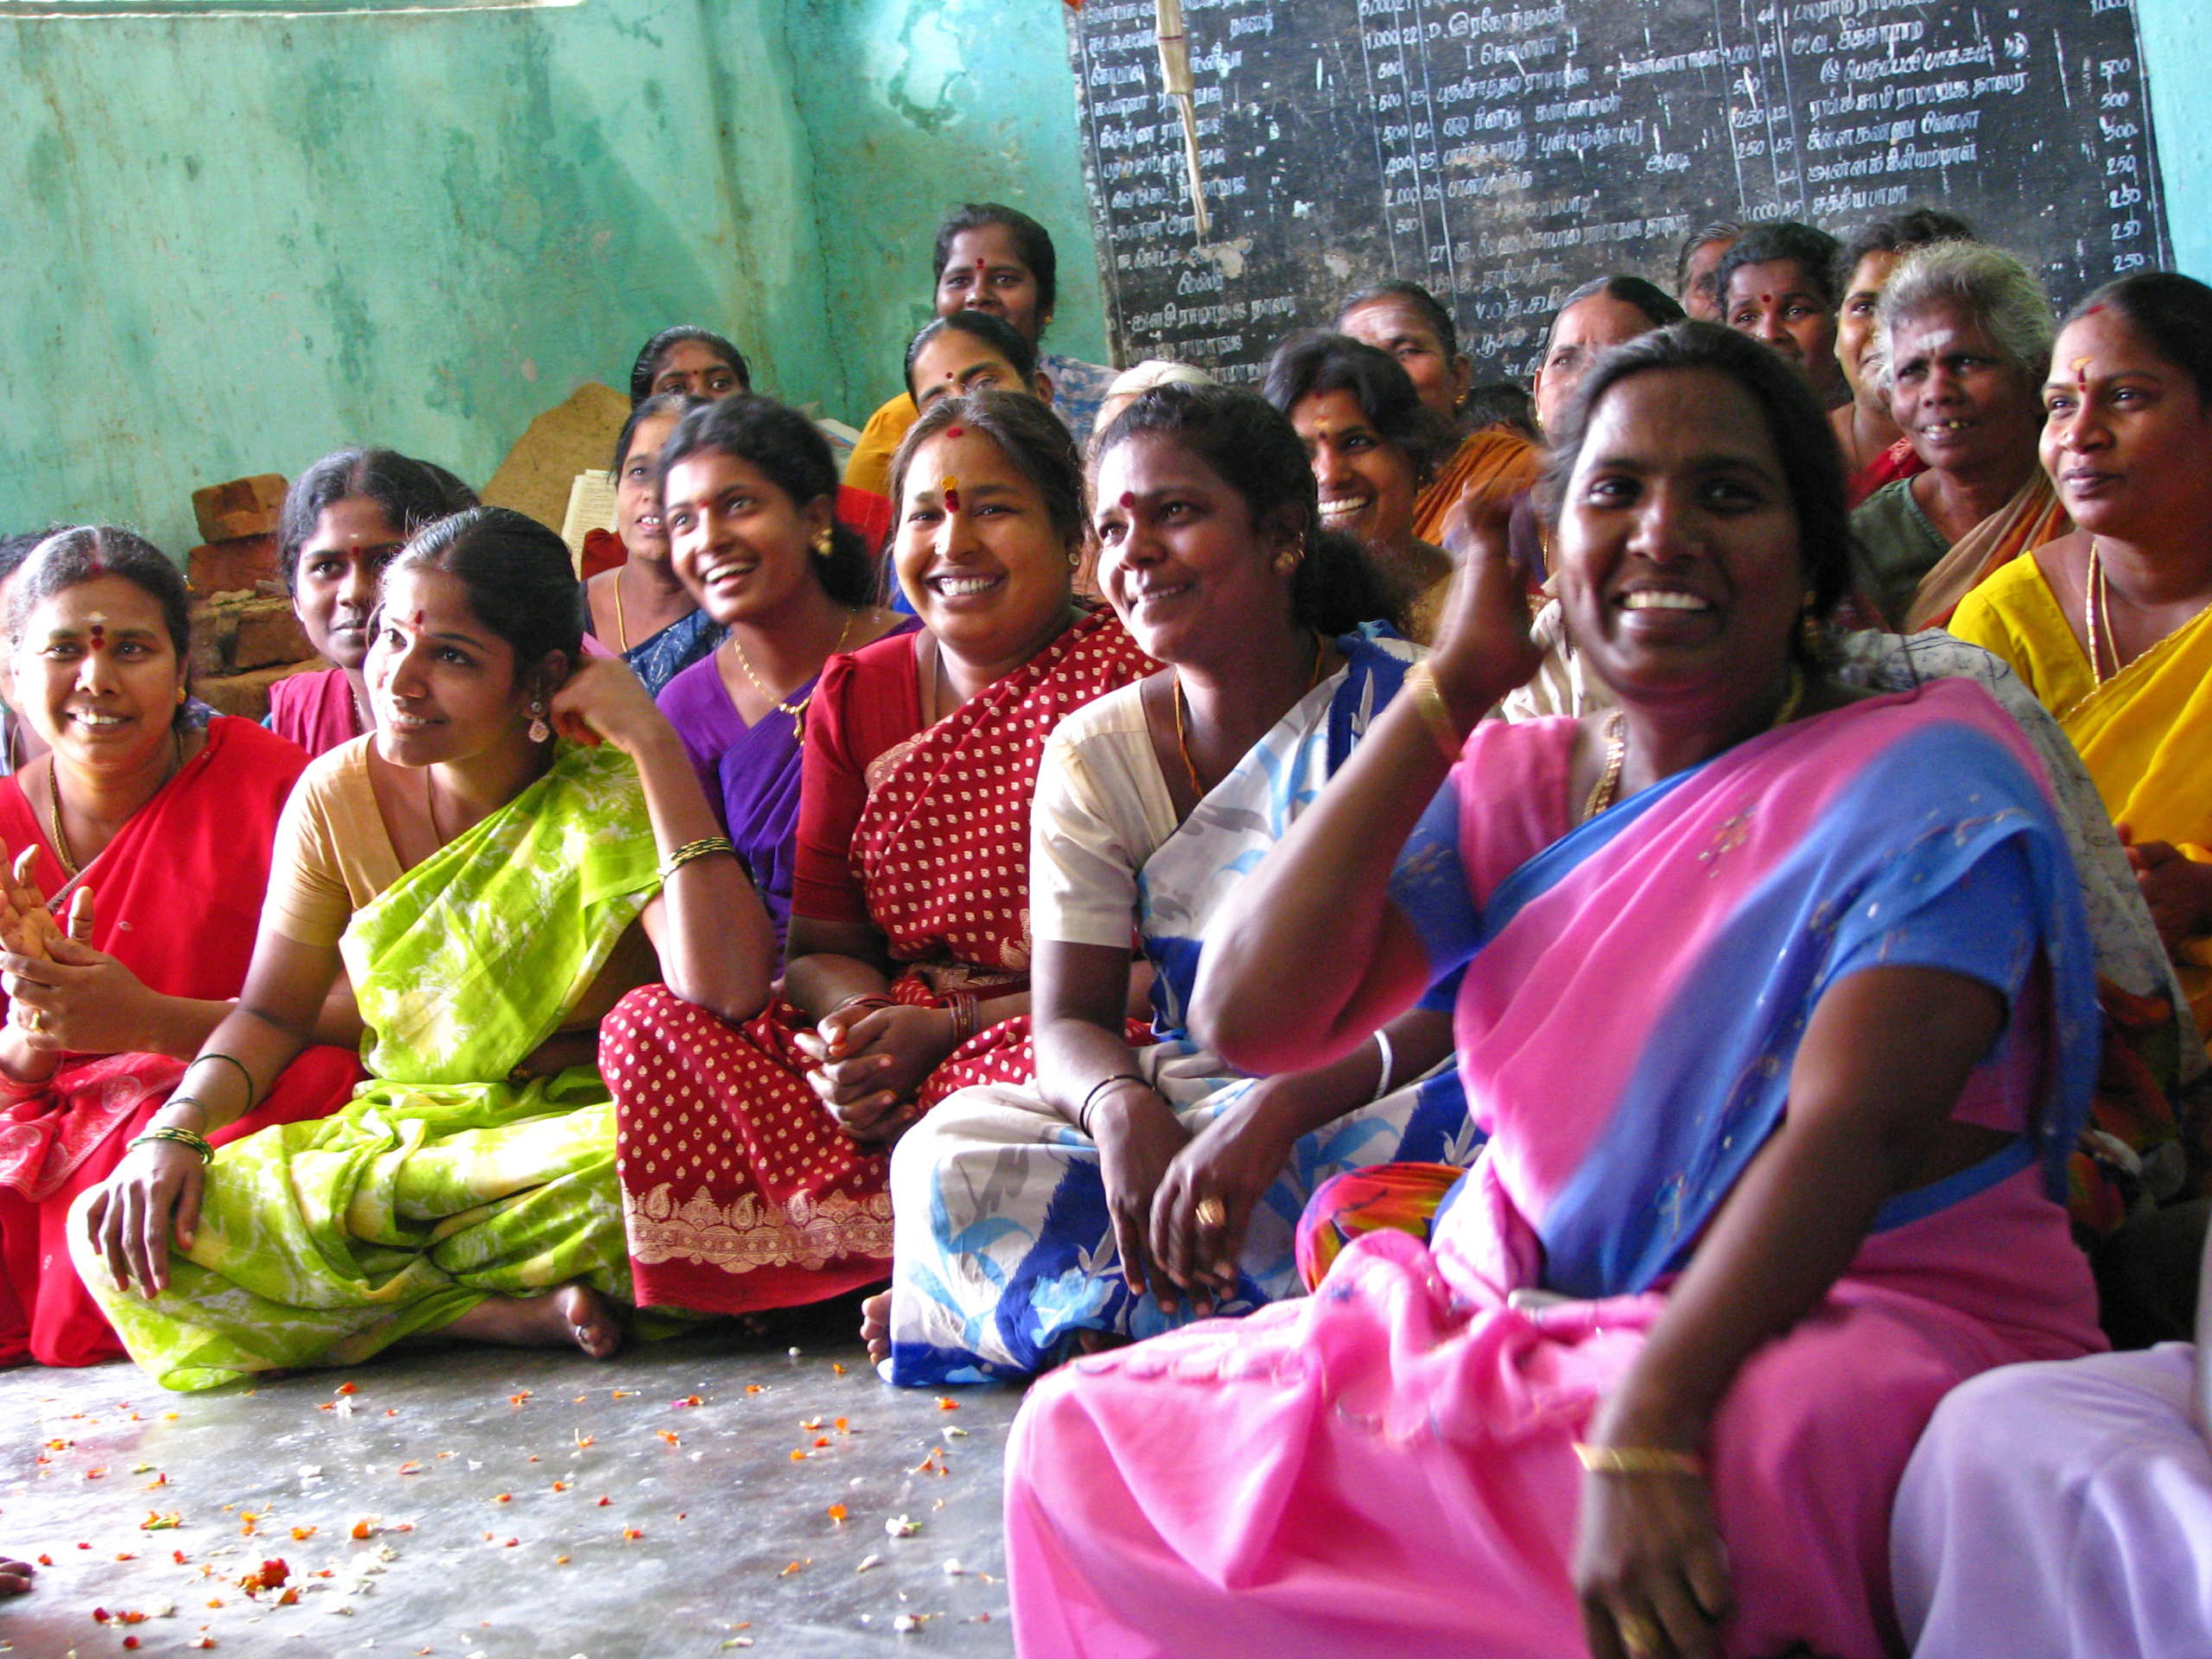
top-left (22, 1007), bottom-right (41, 1033)
top-left (1615, 1611), bottom-right (1661, 1658)
top-left (1193, 1196), bottom-right (1227, 1230)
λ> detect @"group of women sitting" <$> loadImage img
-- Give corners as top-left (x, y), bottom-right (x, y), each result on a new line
top-left (0, 184), bottom-right (2202, 1654)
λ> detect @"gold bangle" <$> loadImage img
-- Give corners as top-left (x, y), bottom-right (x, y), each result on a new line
top-left (1402, 661), bottom-right (1467, 761)
top-left (1573, 1442), bottom-right (1707, 1478)
top-left (658, 836), bottom-right (738, 882)
top-left (129, 1125), bottom-right (215, 1166)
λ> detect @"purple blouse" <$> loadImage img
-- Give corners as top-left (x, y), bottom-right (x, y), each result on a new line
top-left (656, 618), bottom-right (919, 945)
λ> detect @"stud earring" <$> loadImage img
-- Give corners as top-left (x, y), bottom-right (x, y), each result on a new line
top-left (175, 685), bottom-right (188, 705)
top-left (528, 701), bottom-right (550, 744)
top-left (812, 528), bottom-right (834, 557)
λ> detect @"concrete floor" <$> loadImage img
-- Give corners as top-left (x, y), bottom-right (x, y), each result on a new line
top-left (0, 1300), bottom-right (1023, 1658)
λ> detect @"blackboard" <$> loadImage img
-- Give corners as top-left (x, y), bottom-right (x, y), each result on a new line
top-left (1065, 0), bottom-right (2171, 384)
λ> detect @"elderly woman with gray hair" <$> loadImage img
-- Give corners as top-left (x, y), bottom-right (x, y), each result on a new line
top-left (1851, 241), bottom-right (2065, 631)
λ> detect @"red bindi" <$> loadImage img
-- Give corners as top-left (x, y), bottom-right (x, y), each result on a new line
top-left (86, 624), bottom-right (105, 648)
top-left (945, 427), bottom-right (964, 438)
top-left (941, 474), bottom-right (962, 512)
top-left (1119, 492), bottom-right (1136, 509)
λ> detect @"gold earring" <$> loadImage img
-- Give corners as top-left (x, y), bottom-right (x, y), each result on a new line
top-left (812, 528), bottom-right (833, 556)
top-left (1274, 541), bottom-right (1304, 577)
top-left (175, 686), bottom-right (187, 705)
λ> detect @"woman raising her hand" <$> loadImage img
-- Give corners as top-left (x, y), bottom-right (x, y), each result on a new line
top-left (1003, 325), bottom-right (2104, 1659)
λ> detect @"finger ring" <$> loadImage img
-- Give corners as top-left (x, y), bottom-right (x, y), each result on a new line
top-left (21, 1007), bottom-right (41, 1033)
top-left (1615, 1611), bottom-right (1661, 1658)
top-left (1193, 1196), bottom-right (1227, 1230)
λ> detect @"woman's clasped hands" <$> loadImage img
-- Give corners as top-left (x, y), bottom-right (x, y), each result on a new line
top-left (794, 1000), bottom-right (955, 1145)
top-left (0, 853), bottom-right (157, 1067)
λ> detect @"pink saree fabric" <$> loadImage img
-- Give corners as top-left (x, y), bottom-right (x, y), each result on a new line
top-left (1005, 681), bottom-right (2104, 1658)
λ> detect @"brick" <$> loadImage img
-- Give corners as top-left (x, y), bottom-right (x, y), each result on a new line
top-left (187, 602), bottom-right (227, 679)
top-left (191, 475), bottom-right (288, 544)
top-left (194, 658), bottom-right (330, 722)
top-left (231, 604), bottom-right (312, 671)
top-left (187, 533), bottom-right (279, 597)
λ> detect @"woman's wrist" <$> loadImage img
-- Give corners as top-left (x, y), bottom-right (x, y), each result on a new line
top-left (1426, 650), bottom-right (1510, 727)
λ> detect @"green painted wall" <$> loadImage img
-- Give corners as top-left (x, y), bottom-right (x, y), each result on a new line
top-left (0, 0), bottom-right (837, 557)
top-left (3, 0), bottom-right (2204, 559)
top-left (2139, 0), bottom-right (2212, 284)
top-left (782, 0), bottom-right (1108, 418)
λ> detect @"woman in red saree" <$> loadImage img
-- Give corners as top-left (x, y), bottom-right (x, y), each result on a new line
top-left (607, 391), bottom-right (1154, 1316)
top-left (0, 528), bottom-right (359, 1367)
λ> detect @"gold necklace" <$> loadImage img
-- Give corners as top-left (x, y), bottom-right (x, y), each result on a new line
top-left (49, 728), bottom-right (185, 876)
top-left (613, 567), bottom-right (631, 652)
top-left (728, 609), bottom-right (856, 741)
top-left (1583, 663), bottom-right (1806, 822)
top-left (1173, 632), bottom-right (1327, 798)
top-left (2085, 537), bottom-right (2113, 688)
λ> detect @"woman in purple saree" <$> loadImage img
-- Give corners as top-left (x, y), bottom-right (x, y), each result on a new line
top-left (1002, 324), bottom-right (2106, 1659)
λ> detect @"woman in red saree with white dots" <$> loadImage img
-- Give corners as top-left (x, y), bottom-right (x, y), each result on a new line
top-left (606, 391), bottom-right (1154, 1316)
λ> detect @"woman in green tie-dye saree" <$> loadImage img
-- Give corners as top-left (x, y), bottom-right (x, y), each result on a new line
top-left (72, 508), bottom-right (774, 1390)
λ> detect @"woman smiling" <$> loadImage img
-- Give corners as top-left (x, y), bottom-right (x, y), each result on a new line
top-left (1002, 325), bottom-right (2102, 1657)
top-left (0, 530), bottom-right (359, 1367)
top-left (605, 391), bottom-right (1154, 1319)
top-left (653, 395), bottom-right (912, 943)
top-left (73, 510), bottom-right (772, 1389)
top-left (270, 448), bottom-right (478, 757)
top-left (879, 385), bottom-right (1469, 1384)
top-left (1855, 242), bottom-right (2064, 630)
top-left (1265, 332), bottom-right (1440, 638)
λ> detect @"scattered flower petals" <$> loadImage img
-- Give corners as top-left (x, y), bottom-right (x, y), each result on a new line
top-left (509, 1391), bottom-right (532, 1406)
top-left (893, 1613), bottom-right (924, 1634)
top-left (674, 1395), bottom-right (702, 1408)
top-left (827, 1503), bottom-right (847, 1525)
top-left (334, 1382), bottom-right (357, 1395)
top-left (493, 1494), bottom-right (512, 1503)
top-left (290, 1528), bottom-right (315, 1541)
top-left (935, 1397), bottom-right (961, 1411)
top-left (779, 1560), bottom-right (804, 1576)
top-left (832, 1363), bottom-right (848, 1376)
top-left (298, 1465), bottom-right (323, 1479)
top-left (551, 1481), bottom-right (569, 1492)
top-left (885, 1515), bottom-right (921, 1538)
top-left (657, 1431), bottom-right (679, 1446)
top-left (945, 1426), bottom-right (970, 1439)
top-left (620, 1529), bottom-right (643, 1541)
top-left (943, 1558), bottom-right (963, 1575)
top-left (595, 1497), bottom-right (610, 1507)
top-left (555, 1555), bottom-right (570, 1565)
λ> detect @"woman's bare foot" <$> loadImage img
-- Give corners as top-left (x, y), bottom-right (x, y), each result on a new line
top-left (860, 1289), bottom-right (891, 1365)
top-left (442, 1284), bottom-right (622, 1359)
top-left (0, 1555), bottom-right (34, 1597)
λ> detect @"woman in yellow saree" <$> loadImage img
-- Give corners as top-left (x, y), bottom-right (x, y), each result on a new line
top-left (70, 508), bottom-right (773, 1389)
top-left (1950, 273), bottom-right (2212, 1046)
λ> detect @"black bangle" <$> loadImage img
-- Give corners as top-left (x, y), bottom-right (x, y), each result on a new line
top-left (1076, 1072), bottom-right (1149, 1139)
top-left (191, 1052), bottom-right (256, 1109)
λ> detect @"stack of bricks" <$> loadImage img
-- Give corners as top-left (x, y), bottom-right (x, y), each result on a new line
top-left (185, 475), bottom-right (326, 719)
